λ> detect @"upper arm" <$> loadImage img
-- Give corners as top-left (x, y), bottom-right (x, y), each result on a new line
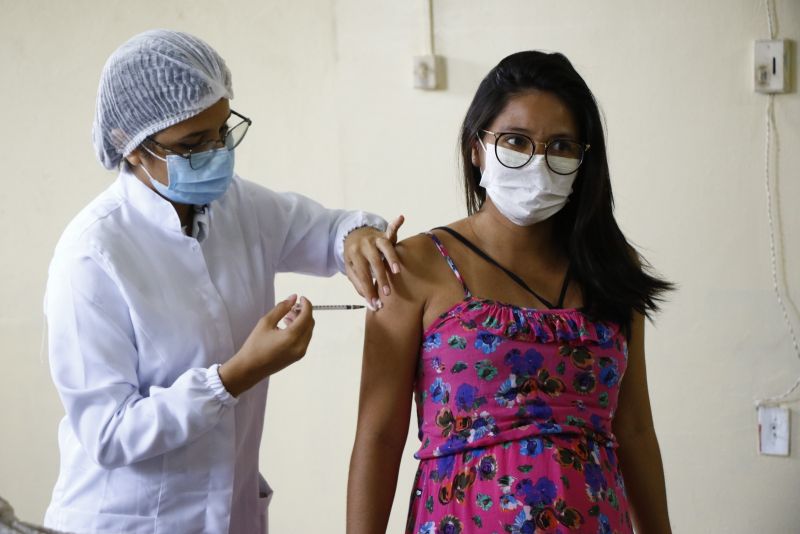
top-left (612, 312), bottom-right (656, 439)
top-left (355, 237), bottom-right (432, 442)
top-left (47, 251), bottom-right (140, 454)
top-left (242, 180), bottom-right (384, 275)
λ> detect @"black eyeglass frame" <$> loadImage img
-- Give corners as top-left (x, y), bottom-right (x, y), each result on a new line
top-left (145, 109), bottom-right (252, 169)
top-left (479, 129), bottom-right (591, 175)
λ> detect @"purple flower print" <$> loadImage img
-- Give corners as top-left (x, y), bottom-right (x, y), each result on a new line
top-left (515, 477), bottom-right (557, 507)
top-left (455, 383), bottom-right (479, 412)
top-left (475, 331), bottom-right (501, 354)
top-left (504, 348), bottom-right (544, 377)
top-left (430, 377), bottom-right (450, 404)
top-left (423, 332), bottom-right (441, 351)
top-left (519, 437), bottom-right (544, 457)
top-left (524, 398), bottom-right (553, 420)
top-left (584, 462), bottom-right (607, 494)
top-left (599, 363), bottom-right (620, 387)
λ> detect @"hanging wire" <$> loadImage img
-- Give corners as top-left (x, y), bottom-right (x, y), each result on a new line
top-left (754, 0), bottom-right (800, 407)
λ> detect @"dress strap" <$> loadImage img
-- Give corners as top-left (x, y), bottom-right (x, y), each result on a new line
top-left (424, 232), bottom-right (472, 298)
top-left (433, 226), bottom-right (570, 310)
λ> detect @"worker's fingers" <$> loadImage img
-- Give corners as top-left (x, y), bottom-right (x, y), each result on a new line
top-left (346, 257), bottom-right (380, 310)
top-left (263, 295), bottom-right (298, 329)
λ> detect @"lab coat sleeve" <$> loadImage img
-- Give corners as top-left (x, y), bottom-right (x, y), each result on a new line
top-left (46, 249), bottom-right (238, 469)
top-left (242, 180), bottom-right (387, 275)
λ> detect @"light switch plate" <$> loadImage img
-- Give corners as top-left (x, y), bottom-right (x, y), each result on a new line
top-left (758, 406), bottom-right (790, 456)
top-left (754, 40), bottom-right (790, 94)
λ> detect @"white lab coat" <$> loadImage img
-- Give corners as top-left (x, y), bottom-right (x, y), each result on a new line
top-left (43, 168), bottom-right (386, 534)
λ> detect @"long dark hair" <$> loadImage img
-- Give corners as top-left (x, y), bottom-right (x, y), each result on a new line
top-left (459, 51), bottom-right (673, 332)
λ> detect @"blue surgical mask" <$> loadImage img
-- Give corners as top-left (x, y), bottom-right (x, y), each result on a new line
top-left (140, 146), bottom-right (234, 205)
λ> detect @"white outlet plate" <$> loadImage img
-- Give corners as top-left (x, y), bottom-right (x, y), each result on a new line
top-left (413, 55), bottom-right (439, 90)
top-left (758, 406), bottom-right (790, 456)
top-left (754, 40), bottom-right (789, 94)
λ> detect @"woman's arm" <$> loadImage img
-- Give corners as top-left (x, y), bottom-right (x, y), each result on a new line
top-left (46, 252), bottom-right (239, 468)
top-left (347, 239), bottom-right (428, 533)
top-left (612, 312), bottom-right (672, 533)
top-left (242, 180), bottom-right (402, 307)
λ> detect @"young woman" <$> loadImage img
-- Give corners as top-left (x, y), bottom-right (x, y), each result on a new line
top-left (44, 29), bottom-right (402, 534)
top-left (348, 51), bottom-right (673, 533)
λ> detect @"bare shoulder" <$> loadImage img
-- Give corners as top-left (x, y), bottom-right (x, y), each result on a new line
top-left (374, 226), bottom-right (468, 330)
top-left (395, 233), bottom-right (440, 273)
top-left (382, 233), bottom-right (440, 302)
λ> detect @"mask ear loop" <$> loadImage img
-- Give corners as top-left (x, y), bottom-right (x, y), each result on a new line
top-left (475, 132), bottom-right (488, 152)
top-left (138, 144), bottom-right (169, 187)
top-left (473, 132), bottom-right (489, 169)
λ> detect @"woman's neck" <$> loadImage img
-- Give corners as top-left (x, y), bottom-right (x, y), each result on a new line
top-left (467, 200), bottom-right (564, 270)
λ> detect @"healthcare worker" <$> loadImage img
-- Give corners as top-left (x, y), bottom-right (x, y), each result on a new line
top-left (43, 29), bottom-right (401, 534)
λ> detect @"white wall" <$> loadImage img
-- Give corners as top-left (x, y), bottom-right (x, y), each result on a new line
top-left (1, 1), bottom-right (799, 532)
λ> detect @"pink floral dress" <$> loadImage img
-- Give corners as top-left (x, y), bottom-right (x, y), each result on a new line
top-left (406, 232), bottom-right (633, 534)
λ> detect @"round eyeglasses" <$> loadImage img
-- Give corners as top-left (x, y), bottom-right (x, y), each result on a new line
top-left (146, 109), bottom-right (252, 170)
top-left (479, 130), bottom-right (590, 175)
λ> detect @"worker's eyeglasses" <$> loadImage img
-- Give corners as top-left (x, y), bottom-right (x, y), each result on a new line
top-left (478, 129), bottom-right (590, 175)
top-left (146, 109), bottom-right (252, 169)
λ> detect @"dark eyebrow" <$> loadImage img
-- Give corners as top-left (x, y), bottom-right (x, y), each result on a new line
top-left (168, 112), bottom-right (232, 145)
top-left (175, 132), bottom-right (205, 144)
top-left (499, 126), bottom-right (578, 139)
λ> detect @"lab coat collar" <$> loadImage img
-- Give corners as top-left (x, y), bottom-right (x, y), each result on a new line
top-left (116, 165), bottom-right (208, 238)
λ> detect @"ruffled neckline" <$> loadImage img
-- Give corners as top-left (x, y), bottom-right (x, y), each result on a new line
top-left (422, 296), bottom-right (621, 345)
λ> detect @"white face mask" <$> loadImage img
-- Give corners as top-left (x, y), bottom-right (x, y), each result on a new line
top-left (478, 143), bottom-right (577, 226)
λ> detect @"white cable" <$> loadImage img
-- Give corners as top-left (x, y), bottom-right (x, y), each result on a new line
top-left (755, 92), bottom-right (800, 407)
top-left (766, 0), bottom-right (775, 39)
top-left (423, 0), bottom-right (434, 56)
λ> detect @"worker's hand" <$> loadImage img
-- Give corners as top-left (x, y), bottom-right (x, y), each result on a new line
top-left (219, 295), bottom-right (315, 397)
top-left (343, 215), bottom-right (404, 311)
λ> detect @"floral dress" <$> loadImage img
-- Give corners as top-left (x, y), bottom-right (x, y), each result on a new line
top-left (406, 232), bottom-right (633, 534)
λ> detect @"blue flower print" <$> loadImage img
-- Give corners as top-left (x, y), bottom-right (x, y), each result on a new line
top-left (564, 318), bottom-right (580, 340)
top-left (590, 414), bottom-right (605, 433)
top-left (477, 455), bottom-right (497, 480)
top-left (584, 462), bottom-right (607, 495)
top-left (516, 476), bottom-right (557, 507)
top-left (595, 323), bottom-right (614, 348)
top-left (494, 377), bottom-right (517, 407)
top-left (535, 421), bottom-right (563, 434)
top-left (499, 493), bottom-right (521, 511)
top-left (430, 377), bottom-right (450, 404)
top-left (599, 363), bottom-right (620, 387)
top-left (435, 454), bottom-right (456, 481)
top-left (474, 331), bottom-right (501, 354)
top-left (455, 383), bottom-right (479, 412)
top-left (418, 522), bottom-right (436, 534)
top-left (524, 398), bottom-right (552, 420)
top-left (532, 321), bottom-right (549, 340)
top-left (597, 513), bottom-right (612, 534)
top-left (439, 515), bottom-right (462, 534)
top-left (438, 435), bottom-right (467, 455)
top-left (607, 447), bottom-right (618, 467)
top-left (519, 437), bottom-right (544, 457)
top-left (423, 333), bottom-right (441, 351)
top-left (431, 357), bottom-right (445, 374)
top-left (504, 348), bottom-right (544, 376)
top-left (509, 509), bottom-right (535, 534)
top-left (471, 412), bottom-right (496, 441)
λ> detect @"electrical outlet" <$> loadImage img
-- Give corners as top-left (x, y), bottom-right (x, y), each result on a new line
top-left (754, 40), bottom-right (790, 94)
top-left (758, 406), bottom-right (790, 456)
top-left (413, 55), bottom-right (439, 90)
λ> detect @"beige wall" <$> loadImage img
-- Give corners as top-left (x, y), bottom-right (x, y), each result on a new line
top-left (2, 1), bottom-right (799, 532)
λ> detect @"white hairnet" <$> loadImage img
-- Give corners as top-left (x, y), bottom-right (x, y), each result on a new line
top-left (93, 29), bottom-right (233, 170)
